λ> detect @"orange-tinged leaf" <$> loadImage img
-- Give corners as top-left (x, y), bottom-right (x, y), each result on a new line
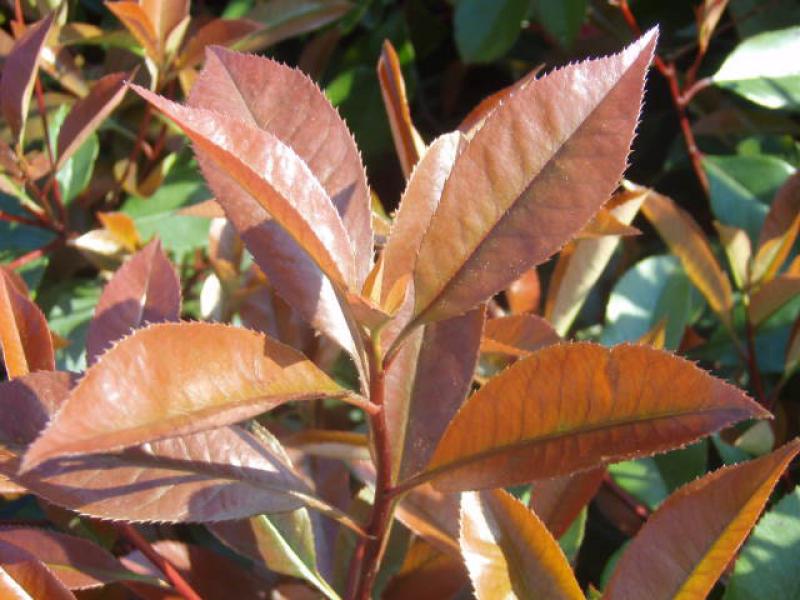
top-left (22, 322), bottom-right (345, 470)
top-left (396, 483), bottom-right (461, 556)
top-left (749, 258), bottom-right (800, 326)
top-left (187, 47), bottom-right (373, 284)
top-left (576, 207), bottom-right (641, 239)
top-left (381, 132), bottom-right (464, 304)
top-left (176, 19), bottom-right (262, 70)
top-left (56, 72), bottom-right (128, 168)
top-left (460, 489), bottom-right (584, 599)
top-left (505, 268), bottom-right (541, 315)
top-left (412, 342), bottom-right (767, 492)
top-left (383, 539), bottom-right (468, 600)
top-left (786, 314), bottom-right (800, 375)
top-left (378, 39), bottom-right (426, 178)
top-left (408, 31), bottom-right (657, 329)
top-left (481, 314), bottom-right (560, 357)
top-left (106, 2), bottom-right (159, 62)
top-left (752, 172), bottom-right (800, 284)
top-left (605, 440), bottom-right (800, 600)
top-left (529, 468), bottom-right (605, 539)
top-left (0, 540), bottom-right (76, 600)
top-left (715, 222), bottom-right (752, 289)
top-left (0, 13), bottom-right (55, 148)
top-left (140, 0), bottom-right (189, 53)
top-left (0, 269), bottom-right (54, 378)
top-left (85, 239), bottom-right (179, 364)
top-left (636, 317), bottom-right (668, 348)
top-left (641, 190), bottom-right (733, 324)
top-left (97, 211), bottom-right (141, 252)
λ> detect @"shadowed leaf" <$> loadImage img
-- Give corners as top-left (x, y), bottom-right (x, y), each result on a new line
top-left (177, 19), bottom-right (262, 70)
top-left (0, 269), bottom-right (54, 378)
top-left (0, 539), bottom-right (76, 600)
top-left (749, 257), bottom-right (800, 325)
top-left (481, 314), bottom-right (560, 357)
top-left (86, 239), bottom-right (180, 365)
top-left (529, 468), bottom-right (605, 539)
top-left (23, 322), bottom-right (345, 470)
top-left (383, 539), bottom-right (468, 600)
top-left (411, 342), bottom-right (767, 492)
top-left (605, 440), bottom-right (800, 600)
top-left (505, 268), bottom-right (541, 315)
top-left (460, 489), bottom-right (583, 599)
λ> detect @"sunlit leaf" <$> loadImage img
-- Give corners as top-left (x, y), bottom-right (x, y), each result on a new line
top-left (0, 269), bottom-right (54, 377)
top-left (715, 222), bottom-right (752, 289)
top-left (460, 489), bottom-right (583, 599)
top-left (505, 268), bottom-right (541, 315)
top-left (106, 2), bottom-right (160, 62)
top-left (749, 257), bottom-right (800, 325)
top-left (85, 239), bottom-right (180, 364)
top-left (409, 31), bottom-right (657, 330)
top-left (410, 342), bottom-right (767, 492)
top-left (23, 322), bottom-right (346, 470)
top-left (605, 440), bottom-right (800, 599)
top-left (752, 171), bottom-right (800, 284)
top-left (176, 19), bottom-right (261, 70)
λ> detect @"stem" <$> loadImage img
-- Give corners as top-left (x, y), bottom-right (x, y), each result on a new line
top-left (744, 304), bottom-right (767, 406)
top-left (602, 474), bottom-right (650, 522)
top-left (117, 523), bottom-right (202, 600)
top-left (113, 103), bottom-right (153, 204)
top-left (7, 238), bottom-right (61, 269)
top-left (33, 76), bottom-right (68, 226)
top-left (0, 210), bottom-right (44, 227)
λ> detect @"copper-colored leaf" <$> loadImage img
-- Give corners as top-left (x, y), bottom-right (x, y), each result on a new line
top-left (641, 190), bottom-right (733, 324)
top-left (0, 13), bottom-right (55, 147)
top-left (377, 39), bottom-right (426, 178)
top-left (408, 31), bottom-right (657, 329)
top-left (505, 268), bottom-right (541, 315)
top-left (187, 47), bottom-right (373, 284)
top-left (177, 19), bottom-right (262, 71)
top-left (383, 539), bottom-right (468, 600)
top-left (411, 343), bottom-right (767, 492)
top-left (140, 0), bottom-right (189, 55)
top-left (605, 440), bottom-right (800, 600)
top-left (481, 314), bottom-right (560, 357)
top-left (577, 207), bottom-right (641, 239)
top-left (460, 489), bottom-right (584, 599)
top-left (97, 211), bottom-right (141, 252)
top-left (56, 71), bottom-right (128, 167)
top-left (23, 322), bottom-right (345, 470)
top-left (395, 483), bottom-right (461, 556)
top-left (529, 468), bottom-right (605, 539)
top-left (86, 239), bottom-right (180, 365)
top-left (749, 257), bottom-right (800, 325)
top-left (752, 171), bottom-right (800, 284)
top-left (0, 269), bottom-right (55, 378)
top-left (106, 2), bottom-right (159, 62)
top-left (0, 539), bottom-right (76, 600)
top-left (0, 528), bottom-right (143, 590)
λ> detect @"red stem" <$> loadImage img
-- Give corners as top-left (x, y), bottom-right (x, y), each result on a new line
top-left (117, 524), bottom-right (202, 600)
top-left (0, 210), bottom-right (45, 228)
top-left (603, 474), bottom-right (650, 522)
top-left (7, 238), bottom-right (61, 269)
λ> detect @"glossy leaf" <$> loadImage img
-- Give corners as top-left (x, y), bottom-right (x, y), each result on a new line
top-left (177, 19), bottom-right (261, 71)
top-left (0, 540), bottom-right (76, 600)
top-left (23, 322), bottom-right (345, 470)
top-left (576, 207), bottom-right (640, 239)
top-left (409, 31), bottom-right (657, 329)
top-left (641, 190), bottom-right (733, 325)
top-left (106, 2), bottom-right (160, 62)
top-left (0, 269), bottom-right (55, 377)
top-left (454, 0), bottom-right (530, 63)
top-left (529, 468), bottom-right (605, 539)
top-left (0, 13), bottom-right (54, 147)
top-left (378, 40), bottom-right (425, 178)
top-left (140, 0), bottom-right (190, 56)
top-left (749, 258), bottom-right (800, 325)
top-left (752, 171), bottom-right (800, 284)
top-left (56, 72), bottom-right (128, 168)
top-left (481, 314), bottom-right (560, 357)
top-left (187, 47), bottom-right (372, 284)
top-left (460, 489), bottom-right (583, 599)
top-left (412, 342), bottom-right (767, 492)
top-left (85, 239), bottom-right (180, 364)
top-left (605, 440), bottom-right (800, 600)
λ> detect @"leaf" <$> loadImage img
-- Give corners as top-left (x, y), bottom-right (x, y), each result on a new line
top-left (410, 342), bottom-right (767, 492)
top-left (752, 171), bottom-right (800, 284)
top-left (211, 511), bottom-right (340, 600)
top-left (0, 13), bottom-right (55, 148)
top-left (0, 539), bottom-right (76, 600)
top-left (395, 483), bottom-right (461, 556)
top-left (378, 40), bottom-right (425, 179)
top-left (383, 539), bottom-right (468, 600)
top-left (0, 268), bottom-right (54, 377)
top-left (106, 2), bottom-right (160, 63)
top-left (187, 46), bottom-right (372, 284)
top-left (749, 258), bottom-right (800, 325)
top-left (641, 190), bottom-right (733, 325)
top-left (696, 0), bottom-right (729, 54)
top-left (85, 239), bottom-right (180, 365)
top-left (481, 314), bottom-right (560, 357)
top-left (408, 31), bottom-right (657, 330)
top-left (531, 0), bottom-right (587, 48)
top-left (454, 0), bottom-right (530, 63)
top-left (56, 72), bottom-right (128, 168)
top-left (605, 440), bottom-right (800, 600)
top-left (460, 489), bottom-right (583, 599)
top-left (140, 0), bottom-right (190, 56)
top-left (505, 268), bottom-right (540, 315)
top-left (724, 486), bottom-right (800, 600)
top-left (545, 183), bottom-right (647, 335)
top-left (176, 18), bottom-right (262, 70)
top-left (22, 322), bottom-right (346, 471)
top-left (458, 70), bottom-right (540, 137)
top-left (576, 207), bottom-right (641, 239)
top-left (712, 25), bottom-right (800, 110)
top-left (0, 528), bottom-right (145, 590)
top-left (715, 222), bottom-right (752, 289)
top-left (529, 468), bottom-right (605, 539)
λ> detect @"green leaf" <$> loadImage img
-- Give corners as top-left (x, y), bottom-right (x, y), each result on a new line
top-left (602, 255), bottom-right (701, 350)
top-left (558, 507), bottom-right (587, 563)
top-left (704, 155), bottom-right (796, 242)
top-left (724, 487), bottom-right (800, 600)
top-left (454, 0), bottom-right (530, 63)
top-left (47, 104), bottom-right (100, 204)
top-left (38, 279), bottom-right (102, 371)
top-left (713, 26), bottom-right (800, 110)
top-left (531, 0), bottom-right (586, 48)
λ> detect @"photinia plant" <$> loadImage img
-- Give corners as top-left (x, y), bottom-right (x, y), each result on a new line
top-left (1, 23), bottom-right (798, 600)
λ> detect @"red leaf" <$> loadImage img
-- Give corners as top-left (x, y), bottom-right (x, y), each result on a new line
top-left (0, 539), bottom-right (76, 600)
top-left (529, 468), bottom-right (605, 538)
top-left (0, 269), bottom-right (54, 378)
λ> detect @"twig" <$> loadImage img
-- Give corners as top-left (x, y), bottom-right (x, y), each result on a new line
top-left (7, 238), bottom-right (61, 269)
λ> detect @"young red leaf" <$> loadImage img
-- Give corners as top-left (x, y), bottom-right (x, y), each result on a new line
top-left (140, 0), bottom-right (189, 54)
top-left (749, 258), bottom-right (800, 325)
top-left (0, 12), bottom-right (55, 148)
top-left (106, 2), bottom-right (160, 62)
top-left (481, 314), bottom-right (560, 357)
top-left (0, 269), bottom-right (55, 378)
top-left (409, 342), bottom-right (767, 492)
top-left (605, 440), bottom-right (800, 600)
top-left (176, 19), bottom-right (262, 70)
top-left (0, 539), bottom-right (76, 600)
top-left (460, 489), bottom-right (584, 599)
top-left (187, 47), bottom-right (373, 284)
top-left (22, 322), bottom-right (347, 471)
top-left (86, 239), bottom-right (180, 365)
top-left (752, 171), bottom-right (800, 284)
top-left (529, 468), bottom-right (605, 539)
top-left (56, 71), bottom-right (129, 168)
top-left (408, 30), bottom-right (657, 329)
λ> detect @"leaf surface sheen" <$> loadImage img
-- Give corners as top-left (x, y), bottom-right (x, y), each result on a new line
top-left (23, 322), bottom-right (344, 470)
top-left (0, 269), bottom-right (54, 377)
top-left (460, 489), bottom-right (583, 599)
top-left (605, 440), bottom-right (800, 600)
top-left (417, 342), bottom-right (767, 492)
top-left (410, 30), bottom-right (657, 327)
top-left (85, 239), bottom-right (180, 365)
